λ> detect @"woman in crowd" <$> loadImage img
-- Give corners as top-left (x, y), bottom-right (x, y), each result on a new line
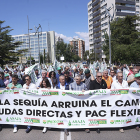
top-left (49, 71), bottom-right (57, 88)
top-left (40, 78), bottom-right (51, 133)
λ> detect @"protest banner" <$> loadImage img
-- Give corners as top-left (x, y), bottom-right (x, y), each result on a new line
top-left (0, 88), bottom-right (140, 128)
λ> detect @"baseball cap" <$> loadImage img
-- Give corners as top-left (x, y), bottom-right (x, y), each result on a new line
top-left (4, 74), bottom-right (9, 77)
top-left (57, 67), bottom-right (61, 70)
top-left (135, 73), bottom-right (140, 78)
top-left (85, 69), bottom-right (90, 74)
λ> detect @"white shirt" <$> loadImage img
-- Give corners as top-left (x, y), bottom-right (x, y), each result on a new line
top-left (112, 75), bottom-right (116, 81)
top-left (60, 84), bottom-right (65, 90)
top-left (23, 83), bottom-right (37, 89)
top-left (36, 77), bottom-right (53, 88)
top-left (111, 80), bottom-right (128, 89)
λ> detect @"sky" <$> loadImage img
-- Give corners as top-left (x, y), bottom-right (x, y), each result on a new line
top-left (0, 0), bottom-right (90, 50)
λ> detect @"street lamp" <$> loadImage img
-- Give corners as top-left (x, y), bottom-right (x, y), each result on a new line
top-left (27, 15), bottom-right (32, 66)
top-left (34, 24), bottom-right (42, 65)
top-left (104, 4), bottom-right (114, 66)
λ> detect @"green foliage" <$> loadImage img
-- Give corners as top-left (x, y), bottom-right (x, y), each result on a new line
top-left (0, 20), bottom-right (28, 67)
top-left (56, 42), bottom-right (81, 62)
top-left (27, 57), bottom-right (34, 61)
top-left (40, 53), bottom-right (44, 64)
top-left (103, 15), bottom-right (140, 64)
top-left (83, 50), bottom-right (89, 60)
top-left (46, 52), bottom-right (50, 63)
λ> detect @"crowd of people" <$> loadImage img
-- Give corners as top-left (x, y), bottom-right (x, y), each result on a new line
top-left (0, 64), bottom-right (140, 136)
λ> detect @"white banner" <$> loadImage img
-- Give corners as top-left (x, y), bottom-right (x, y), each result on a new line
top-left (0, 88), bottom-right (140, 128)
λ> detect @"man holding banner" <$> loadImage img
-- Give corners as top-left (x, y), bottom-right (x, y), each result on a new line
top-left (6, 74), bottom-right (22, 133)
top-left (111, 72), bottom-right (128, 133)
top-left (89, 72), bottom-right (107, 134)
top-left (22, 74), bottom-right (37, 133)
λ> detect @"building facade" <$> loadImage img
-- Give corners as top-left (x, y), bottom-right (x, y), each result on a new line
top-left (88, 0), bottom-right (139, 60)
top-left (69, 38), bottom-right (85, 60)
top-left (12, 31), bottom-right (56, 63)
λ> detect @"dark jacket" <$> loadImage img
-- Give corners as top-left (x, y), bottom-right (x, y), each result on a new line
top-left (0, 79), bottom-right (6, 88)
top-left (65, 77), bottom-right (73, 85)
top-left (56, 82), bottom-right (69, 90)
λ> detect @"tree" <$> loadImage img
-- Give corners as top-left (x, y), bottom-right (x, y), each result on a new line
top-left (43, 49), bottom-right (46, 64)
top-left (56, 42), bottom-right (81, 62)
top-left (83, 50), bottom-right (89, 60)
top-left (27, 57), bottom-right (34, 61)
top-left (0, 20), bottom-right (28, 67)
top-left (46, 52), bottom-right (50, 63)
top-left (40, 53), bottom-right (43, 64)
top-left (103, 15), bottom-right (140, 64)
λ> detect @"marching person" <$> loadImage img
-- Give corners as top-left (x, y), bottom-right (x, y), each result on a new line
top-left (102, 70), bottom-right (113, 89)
top-left (82, 69), bottom-right (94, 90)
top-left (127, 68), bottom-right (139, 86)
top-left (6, 74), bottom-right (22, 133)
top-left (79, 69), bottom-right (85, 80)
top-left (36, 70), bottom-right (53, 88)
top-left (64, 71), bottom-right (73, 85)
top-left (56, 75), bottom-right (69, 90)
top-left (35, 69), bottom-right (41, 79)
top-left (55, 67), bottom-right (64, 85)
top-left (69, 75), bottom-right (89, 133)
top-left (4, 74), bottom-right (10, 86)
top-left (0, 72), bottom-right (6, 83)
top-left (89, 72), bottom-right (107, 134)
top-left (23, 74), bottom-right (37, 133)
top-left (69, 75), bottom-right (87, 91)
top-left (40, 78), bottom-right (51, 133)
top-left (130, 73), bottom-right (140, 131)
top-left (56, 75), bottom-right (69, 136)
top-left (111, 72), bottom-right (128, 133)
top-left (110, 70), bottom-right (116, 81)
top-left (49, 71), bottom-right (57, 88)
top-left (111, 72), bottom-right (128, 89)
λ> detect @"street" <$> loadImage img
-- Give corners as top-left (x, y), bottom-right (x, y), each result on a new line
top-left (0, 125), bottom-right (140, 140)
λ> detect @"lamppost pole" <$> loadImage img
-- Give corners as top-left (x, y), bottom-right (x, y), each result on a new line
top-left (27, 15), bottom-right (31, 66)
top-left (34, 24), bottom-right (42, 65)
top-left (104, 4), bottom-right (114, 67)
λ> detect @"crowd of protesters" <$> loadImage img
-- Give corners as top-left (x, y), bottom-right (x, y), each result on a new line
top-left (0, 64), bottom-right (140, 136)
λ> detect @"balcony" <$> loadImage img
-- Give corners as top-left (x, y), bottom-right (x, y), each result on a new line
top-left (97, 54), bottom-right (102, 59)
top-left (92, 0), bottom-right (100, 7)
top-left (93, 10), bottom-right (100, 18)
top-left (94, 32), bottom-right (101, 38)
top-left (116, 5), bottom-right (135, 11)
top-left (94, 38), bottom-right (101, 43)
top-left (115, 0), bottom-right (135, 5)
top-left (95, 49), bottom-right (102, 53)
top-left (92, 4), bottom-right (100, 12)
top-left (93, 26), bottom-right (101, 33)
top-left (116, 12), bottom-right (135, 16)
top-left (92, 15), bottom-right (101, 23)
top-left (94, 44), bottom-right (101, 49)
top-left (93, 21), bottom-right (101, 28)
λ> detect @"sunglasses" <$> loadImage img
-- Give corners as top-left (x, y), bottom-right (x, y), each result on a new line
top-left (25, 79), bottom-right (29, 81)
top-left (97, 76), bottom-right (102, 78)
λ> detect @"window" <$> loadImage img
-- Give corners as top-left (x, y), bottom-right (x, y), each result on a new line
top-left (125, 4), bottom-right (135, 7)
top-left (136, 5), bottom-right (139, 8)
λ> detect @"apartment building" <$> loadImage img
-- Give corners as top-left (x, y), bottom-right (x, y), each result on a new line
top-left (88, 0), bottom-right (139, 60)
top-left (69, 38), bottom-right (85, 60)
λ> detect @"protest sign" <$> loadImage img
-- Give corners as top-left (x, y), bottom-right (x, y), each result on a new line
top-left (0, 88), bottom-right (140, 128)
